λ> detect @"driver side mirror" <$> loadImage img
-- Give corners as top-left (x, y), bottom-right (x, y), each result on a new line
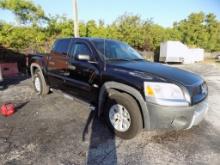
top-left (76, 54), bottom-right (91, 61)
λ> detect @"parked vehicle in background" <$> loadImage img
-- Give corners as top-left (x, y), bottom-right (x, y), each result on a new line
top-left (29, 37), bottom-right (208, 139)
top-left (215, 54), bottom-right (220, 61)
top-left (160, 41), bottom-right (187, 63)
top-left (160, 41), bottom-right (204, 64)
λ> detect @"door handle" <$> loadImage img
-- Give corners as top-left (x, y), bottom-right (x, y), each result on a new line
top-left (60, 70), bottom-right (70, 76)
top-left (68, 65), bottom-right (76, 70)
top-left (63, 72), bottom-right (70, 76)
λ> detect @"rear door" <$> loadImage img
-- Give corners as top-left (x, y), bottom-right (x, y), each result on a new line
top-left (47, 39), bottom-right (71, 89)
top-left (63, 39), bottom-right (100, 102)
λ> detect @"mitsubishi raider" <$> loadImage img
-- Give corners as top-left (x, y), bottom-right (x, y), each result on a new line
top-left (30, 38), bottom-right (208, 139)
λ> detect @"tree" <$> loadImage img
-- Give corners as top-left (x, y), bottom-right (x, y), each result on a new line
top-left (79, 22), bottom-right (87, 37)
top-left (173, 12), bottom-right (220, 51)
top-left (205, 13), bottom-right (220, 51)
top-left (174, 12), bottom-right (208, 48)
top-left (0, 0), bottom-right (46, 25)
top-left (1, 4), bottom-right (220, 53)
top-left (144, 24), bottom-right (169, 51)
top-left (112, 14), bottom-right (145, 49)
top-left (85, 20), bottom-right (98, 37)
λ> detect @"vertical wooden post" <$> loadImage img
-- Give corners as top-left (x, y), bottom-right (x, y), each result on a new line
top-left (73, 0), bottom-right (80, 37)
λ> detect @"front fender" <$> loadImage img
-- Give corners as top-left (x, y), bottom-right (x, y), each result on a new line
top-left (98, 81), bottom-right (150, 129)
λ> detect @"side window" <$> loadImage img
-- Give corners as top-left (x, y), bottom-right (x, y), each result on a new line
top-left (60, 39), bottom-right (70, 55)
top-left (70, 43), bottom-right (91, 59)
top-left (52, 39), bottom-right (70, 55)
top-left (52, 40), bottom-right (60, 52)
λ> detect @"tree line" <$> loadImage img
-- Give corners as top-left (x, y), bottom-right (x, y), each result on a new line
top-left (0, 0), bottom-right (220, 53)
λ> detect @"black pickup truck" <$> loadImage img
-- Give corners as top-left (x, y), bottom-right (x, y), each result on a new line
top-left (30, 37), bottom-right (208, 139)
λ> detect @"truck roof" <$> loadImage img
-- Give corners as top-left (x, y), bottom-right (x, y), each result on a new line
top-left (56, 37), bottom-right (120, 43)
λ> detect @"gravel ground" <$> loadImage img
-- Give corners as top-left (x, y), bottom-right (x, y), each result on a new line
top-left (0, 63), bottom-right (220, 165)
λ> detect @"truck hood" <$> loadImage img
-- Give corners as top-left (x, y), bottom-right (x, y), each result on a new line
top-left (108, 61), bottom-right (203, 86)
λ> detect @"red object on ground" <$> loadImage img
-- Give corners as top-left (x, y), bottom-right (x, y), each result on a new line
top-left (1, 103), bottom-right (15, 117)
top-left (0, 63), bottom-right (19, 78)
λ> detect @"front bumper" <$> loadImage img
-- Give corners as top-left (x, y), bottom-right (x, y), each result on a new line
top-left (146, 99), bottom-right (208, 130)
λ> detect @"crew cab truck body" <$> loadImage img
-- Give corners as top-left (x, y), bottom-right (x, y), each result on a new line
top-left (30, 37), bottom-right (208, 139)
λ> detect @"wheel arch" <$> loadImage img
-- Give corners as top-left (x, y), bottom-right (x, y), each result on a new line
top-left (98, 81), bottom-right (150, 129)
top-left (30, 63), bottom-right (44, 80)
top-left (30, 62), bottom-right (49, 96)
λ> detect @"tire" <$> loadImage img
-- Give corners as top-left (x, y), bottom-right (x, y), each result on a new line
top-left (104, 91), bottom-right (143, 139)
top-left (33, 69), bottom-right (49, 96)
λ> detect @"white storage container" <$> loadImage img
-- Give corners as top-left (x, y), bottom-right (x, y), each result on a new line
top-left (160, 41), bottom-right (204, 64)
top-left (160, 41), bottom-right (188, 63)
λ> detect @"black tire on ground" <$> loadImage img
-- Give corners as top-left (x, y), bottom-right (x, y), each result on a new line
top-left (104, 91), bottom-right (143, 139)
top-left (33, 69), bottom-right (49, 96)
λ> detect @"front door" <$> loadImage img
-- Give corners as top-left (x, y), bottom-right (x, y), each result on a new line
top-left (64, 40), bottom-right (100, 102)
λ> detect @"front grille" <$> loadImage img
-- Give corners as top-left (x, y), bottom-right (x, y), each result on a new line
top-left (191, 82), bottom-right (208, 105)
top-left (192, 82), bottom-right (208, 96)
top-left (192, 85), bottom-right (202, 96)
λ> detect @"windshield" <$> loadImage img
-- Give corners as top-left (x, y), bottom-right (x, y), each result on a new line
top-left (91, 39), bottom-right (143, 61)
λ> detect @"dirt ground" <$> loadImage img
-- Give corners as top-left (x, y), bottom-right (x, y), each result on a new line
top-left (0, 63), bottom-right (220, 165)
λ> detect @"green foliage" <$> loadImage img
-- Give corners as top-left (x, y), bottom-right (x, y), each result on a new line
top-left (205, 13), bottom-right (220, 51)
top-left (174, 12), bottom-right (220, 51)
top-left (0, 23), bottom-right (47, 51)
top-left (0, 0), bottom-right (46, 25)
top-left (142, 24), bottom-right (166, 51)
top-left (112, 14), bottom-right (145, 49)
top-left (46, 15), bottom-right (73, 37)
top-left (0, 0), bottom-right (220, 53)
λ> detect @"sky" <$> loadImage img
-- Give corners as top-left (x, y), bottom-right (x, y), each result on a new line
top-left (0, 0), bottom-right (220, 27)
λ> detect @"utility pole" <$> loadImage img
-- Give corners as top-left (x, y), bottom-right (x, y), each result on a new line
top-left (73, 0), bottom-right (80, 37)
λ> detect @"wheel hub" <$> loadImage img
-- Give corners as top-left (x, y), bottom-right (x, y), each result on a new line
top-left (34, 77), bottom-right (41, 92)
top-left (109, 104), bottom-right (131, 132)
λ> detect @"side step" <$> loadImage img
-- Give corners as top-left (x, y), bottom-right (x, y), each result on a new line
top-left (63, 93), bottom-right (96, 111)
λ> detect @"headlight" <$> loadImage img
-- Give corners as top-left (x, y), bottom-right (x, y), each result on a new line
top-left (144, 82), bottom-right (190, 106)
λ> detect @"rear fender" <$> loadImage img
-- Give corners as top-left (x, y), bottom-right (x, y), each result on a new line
top-left (30, 63), bottom-right (44, 81)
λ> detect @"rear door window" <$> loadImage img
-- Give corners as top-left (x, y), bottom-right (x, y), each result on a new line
top-left (52, 39), bottom-right (71, 55)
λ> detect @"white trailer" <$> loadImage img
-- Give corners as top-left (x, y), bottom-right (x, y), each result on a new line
top-left (190, 48), bottom-right (204, 62)
top-left (183, 48), bottom-right (204, 64)
top-left (159, 41), bottom-right (188, 63)
top-left (159, 41), bottom-right (204, 64)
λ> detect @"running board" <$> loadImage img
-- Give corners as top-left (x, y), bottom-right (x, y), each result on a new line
top-left (63, 93), bottom-right (96, 111)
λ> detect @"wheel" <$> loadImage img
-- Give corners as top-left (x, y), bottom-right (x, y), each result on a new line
top-left (104, 91), bottom-right (143, 139)
top-left (33, 69), bottom-right (49, 96)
